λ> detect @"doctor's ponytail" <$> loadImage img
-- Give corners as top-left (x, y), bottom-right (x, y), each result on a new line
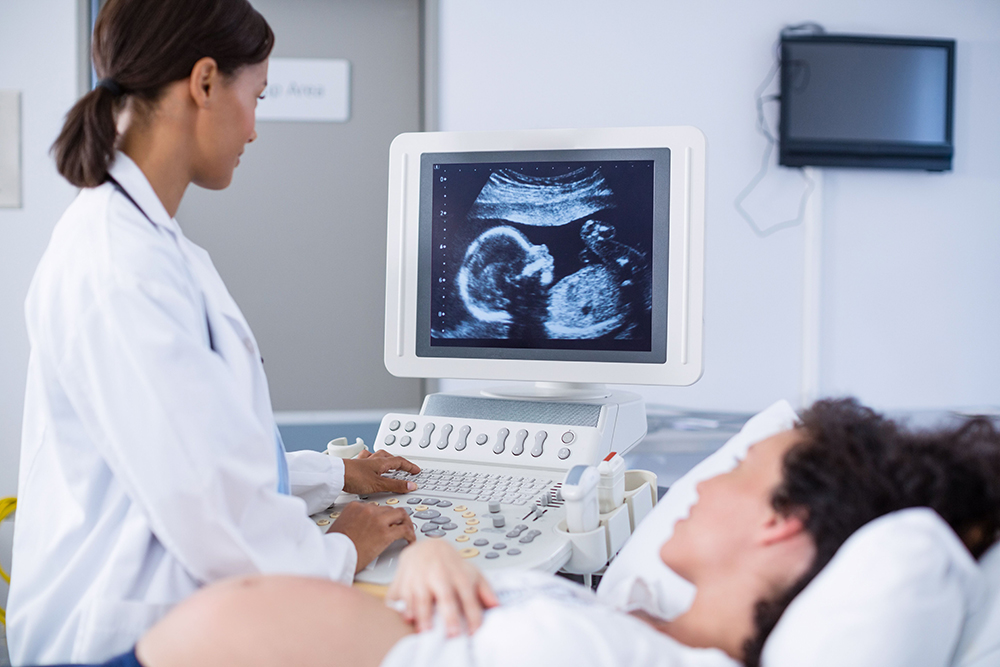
top-left (52, 0), bottom-right (274, 188)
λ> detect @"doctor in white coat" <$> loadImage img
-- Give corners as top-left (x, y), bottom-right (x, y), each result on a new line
top-left (7, 0), bottom-right (421, 663)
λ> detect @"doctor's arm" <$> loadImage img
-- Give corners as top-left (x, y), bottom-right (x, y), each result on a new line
top-left (285, 449), bottom-right (420, 514)
top-left (58, 271), bottom-right (369, 582)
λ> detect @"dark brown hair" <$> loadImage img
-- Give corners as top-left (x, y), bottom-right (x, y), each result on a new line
top-left (53, 0), bottom-right (274, 188)
top-left (743, 398), bottom-right (1000, 666)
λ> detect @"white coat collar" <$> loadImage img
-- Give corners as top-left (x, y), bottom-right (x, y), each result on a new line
top-left (106, 152), bottom-right (183, 236)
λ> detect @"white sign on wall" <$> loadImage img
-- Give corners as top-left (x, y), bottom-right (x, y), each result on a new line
top-left (257, 58), bottom-right (351, 123)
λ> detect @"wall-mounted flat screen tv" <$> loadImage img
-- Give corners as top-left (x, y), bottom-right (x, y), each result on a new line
top-left (779, 34), bottom-right (955, 171)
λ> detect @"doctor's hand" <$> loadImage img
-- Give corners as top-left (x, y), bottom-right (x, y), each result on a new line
top-left (328, 501), bottom-right (416, 573)
top-left (343, 450), bottom-right (422, 495)
top-left (386, 539), bottom-right (499, 637)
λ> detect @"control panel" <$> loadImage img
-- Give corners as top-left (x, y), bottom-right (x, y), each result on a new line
top-left (374, 412), bottom-right (601, 470)
top-left (309, 390), bottom-right (651, 584)
top-left (312, 459), bottom-right (572, 585)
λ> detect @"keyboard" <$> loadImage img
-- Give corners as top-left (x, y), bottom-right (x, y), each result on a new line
top-left (311, 459), bottom-right (572, 585)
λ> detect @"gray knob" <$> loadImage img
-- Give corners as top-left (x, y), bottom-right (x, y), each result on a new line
top-left (492, 515), bottom-right (506, 528)
top-left (488, 501), bottom-right (501, 514)
top-left (455, 425), bottom-right (472, 452)
top-left (512, 429), bottom-right (528, 456)
top-left (530, 431), bottom-right (547, 457)
top-left (435, 423), bottom-right (454, 450)
top-left (418, 422), bottom-right (435, 448)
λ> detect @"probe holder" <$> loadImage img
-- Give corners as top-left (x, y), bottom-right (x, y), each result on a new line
top-left (623, 469), bottom-right (657, 531)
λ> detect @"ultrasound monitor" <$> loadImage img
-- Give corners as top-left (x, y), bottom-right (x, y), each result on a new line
top-left (384, 126), bottom-right (706, 393)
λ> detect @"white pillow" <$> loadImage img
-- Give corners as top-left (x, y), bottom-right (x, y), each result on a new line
top-left (596, 399), bottom-right (799, 618)
top-left (954, 541), bottom-right (1000, 667)
top-left (762, 508), bottom-right (984, 667)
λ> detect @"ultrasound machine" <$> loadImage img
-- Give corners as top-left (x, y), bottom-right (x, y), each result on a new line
top-left (311, 127), bottom-right (707, 584)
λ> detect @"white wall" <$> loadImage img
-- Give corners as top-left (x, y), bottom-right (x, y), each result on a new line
top-left (0, 0), bottom-right (80, 606)
top-left (436, 0), bottom-right (1000, 412)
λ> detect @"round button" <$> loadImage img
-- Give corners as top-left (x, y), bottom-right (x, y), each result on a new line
top-left (329, 512), bottom-right (340, 519)
top-left (404, 421), bottom-right (417, 432)
top-left (561, 430), bottom-right (575, 444)
top-left (407, 498), bottom-right (423, 505)
top-left (454, 505), bottom-right (468, 512)
top-left (400, 435), bottom-right (412, 446)
top-left (386, 498), bottom-right (399, 505)
top-left (464, 527), bottom-right (478, 534)
top-left (459, 548), bottom-right (480, 559)
top-left (558, 447), bottom-right (571, 460)
top-left (476, 434), bottom-right (488, 445)
top-left (441, 523), bottom-right (458, 530)
top-left (437, 500), bottom-right (452, 508)
top-left (462, 511), bottom-right (476, 518)
top-left (455, 535), bottom-right (470, 542)
top-left (389, 420), bottom-right (401, 431)
top-left (493, 543), bottom-right (507, 550)
top-left (431, 516), bottom-right (451, 525)
top-left (485, 552), bottom-right (500, 559)
top-left (473, 539), bottom-right (490, 547)
top-left (465, 519), bottom-right (480, 526)
top-left (414, 505), bottom-right (428, 512)
top-left (317, 519), bottom-right (329, 526)
top-left (426, 530), bottom-right (446, 538)
top-left (384, 434), bottom-right (396, 445)
top-left (507, 548), bottom-right (521, 556)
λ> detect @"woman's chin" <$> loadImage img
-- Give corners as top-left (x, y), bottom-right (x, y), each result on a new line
top-left (194, 171), bottom-right (236, 191)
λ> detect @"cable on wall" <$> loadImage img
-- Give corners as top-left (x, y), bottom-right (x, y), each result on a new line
top-left (734, 22), bottom-right (825, 238)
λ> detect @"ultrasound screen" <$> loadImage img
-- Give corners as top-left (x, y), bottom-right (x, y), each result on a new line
top-left (416, 150), bottom-right (668, 361)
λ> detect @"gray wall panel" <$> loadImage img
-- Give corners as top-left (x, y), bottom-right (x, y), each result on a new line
top-left (178, 0), bottom-right (424, 410)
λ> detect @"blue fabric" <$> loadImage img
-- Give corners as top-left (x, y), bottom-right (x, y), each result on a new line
top-left (275, 423), bottom-right (290, 495)
top-left (35, 647), bottom-right (143, 667)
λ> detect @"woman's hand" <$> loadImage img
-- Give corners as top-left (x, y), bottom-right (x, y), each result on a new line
top-left (343, 450), bottom-right (421, 495)
top-left (386, 539), bottom-right (499, 636)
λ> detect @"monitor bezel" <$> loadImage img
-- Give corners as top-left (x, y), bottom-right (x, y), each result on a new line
top-left (416, 148), bottom-right (670, 364)
top-left (384, 127), bottom-right (706, 386)
top-left (778, 34), bottom-right (956, 172)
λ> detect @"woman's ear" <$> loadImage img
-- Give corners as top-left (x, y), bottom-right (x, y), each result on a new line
top-left (759, 509), bottom-right (808, 547)
top-left (188, 57), bottom-right (220, 109)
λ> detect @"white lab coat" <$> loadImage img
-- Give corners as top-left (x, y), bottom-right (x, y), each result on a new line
top-left (7, 154), bottom-right (357, 665)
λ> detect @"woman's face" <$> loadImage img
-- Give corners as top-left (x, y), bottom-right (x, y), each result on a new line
top-left (659, 429), bottom-right (802, 583)
top-left (193, 59), bottom-right (268, 190)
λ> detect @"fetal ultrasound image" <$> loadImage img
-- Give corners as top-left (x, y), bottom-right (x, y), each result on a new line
top-left (429, 160), bottom-right (655, 352)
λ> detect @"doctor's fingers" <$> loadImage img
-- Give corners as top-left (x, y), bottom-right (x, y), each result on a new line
top-left (369, 452), bottom-right (421, 476)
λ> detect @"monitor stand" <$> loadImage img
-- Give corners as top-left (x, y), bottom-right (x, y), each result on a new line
top-left (482, 382), bottom-right (612, 401)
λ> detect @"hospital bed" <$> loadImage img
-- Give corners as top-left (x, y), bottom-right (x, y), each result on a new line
top-left (597, 400), bottom-right (1000, 667)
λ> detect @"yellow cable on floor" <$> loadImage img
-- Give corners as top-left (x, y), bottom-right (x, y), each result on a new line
top-left (1, 496), bottom-right (16, 627)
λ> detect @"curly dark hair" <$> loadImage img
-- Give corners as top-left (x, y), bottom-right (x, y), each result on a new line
top-left (742, 398), bottom-right (1000, 667)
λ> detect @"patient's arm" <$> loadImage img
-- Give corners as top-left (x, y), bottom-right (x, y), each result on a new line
top-left (136, 575), bottom-right (413, 667)
top-left (386, 539), bottom-right (499, 636)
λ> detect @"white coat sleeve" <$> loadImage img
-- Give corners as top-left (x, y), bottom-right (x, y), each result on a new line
top-left (56, 254), bottom-right (356, 584)
top-left (286, 450), bottom-right (346, 514)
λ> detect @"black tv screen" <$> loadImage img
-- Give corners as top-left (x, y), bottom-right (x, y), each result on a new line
top-left (779, 34), bottom-right (955, 171)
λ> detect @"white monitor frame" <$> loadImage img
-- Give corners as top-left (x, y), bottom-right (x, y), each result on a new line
top-left (384, 126), bottom-right (706, 386)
